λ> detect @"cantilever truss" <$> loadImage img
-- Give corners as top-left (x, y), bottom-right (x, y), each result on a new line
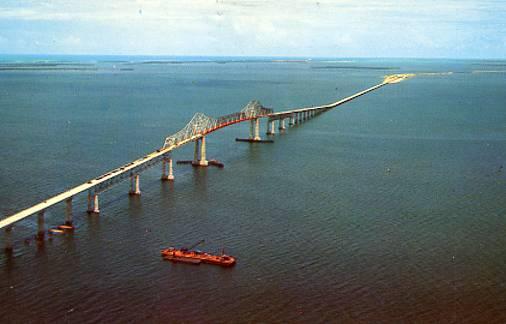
top-left (163, 113), bottom-right (218, 148)
top-left (163, 101), bottom-right (273, 149)
top-left (240, 100), bottom-right (272, 118)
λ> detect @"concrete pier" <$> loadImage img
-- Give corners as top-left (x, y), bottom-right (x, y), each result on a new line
top-left (237, 118), bottom-right (274, 142)
top-left (129, 174), bottom-right (141, 195)
top-left (65, 197), bottom-right (73, 226)
top-left (249, 119), bottom-right (255, 139)
top-left (190, 137), bottom-right (209, 167)
top-left (266, 120), bottom-right (276, 135)
top-left (253, 119), bottom-right (261, 140)
top-left (193, 139), bottom-right (200, 165)
top-left (4, 227), bottom-right (12, 253)
top-left (279, 119), bottom-right (286, 130)
top-left (197, 136), bottom-right (208, 166)
top-left (87, 191), bottom-right (100, 214)
top-left (37, 210), bottom-right (45, 240)
top-left (289, 115), bottom-right (295, 126)
top-left (161, 157), bottom-right (174, 181)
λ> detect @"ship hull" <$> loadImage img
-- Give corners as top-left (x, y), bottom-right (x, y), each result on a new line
top-left (161, 249), bottom-right (236, 267)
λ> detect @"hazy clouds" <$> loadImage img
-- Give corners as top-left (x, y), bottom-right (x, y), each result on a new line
top-left (0, 0), bottom-right (504, 58)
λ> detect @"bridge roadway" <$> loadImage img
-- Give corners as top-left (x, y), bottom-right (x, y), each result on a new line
top-left (269, 82), bottom-right (384, 118)
top-left (0, 75), bottom-right (411, 239)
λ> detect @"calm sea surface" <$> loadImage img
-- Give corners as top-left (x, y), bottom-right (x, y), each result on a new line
top-left (0, 56), bottom-right (505, 323)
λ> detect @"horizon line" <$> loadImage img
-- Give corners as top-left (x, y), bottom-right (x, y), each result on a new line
top-left (0, 53), bottom-right (505, 61)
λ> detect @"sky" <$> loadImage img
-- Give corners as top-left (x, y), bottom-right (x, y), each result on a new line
top-left (0, 0), bottom-right (505, 59)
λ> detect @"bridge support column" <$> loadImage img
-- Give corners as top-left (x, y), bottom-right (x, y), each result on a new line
top-left (87, 191), bottom-right (100, 214)
top-left (37, 210), bottom-right (45, 241)
top-left (254, 119), bottom-right (261, 140)
top-left (129, 174), bottom-right (141, 195)
top-left (236, 118), bottom-right (273, 143)
top-left (168, 158), bottom-right (174, 179)
top-left (249, 119), bottom-right (255, 139)
top-left (193, 139), bottom-right (200, 164)
top-left (198, 136), bottom-right (208, 166)
top-left (247, 118), bottom-right (262, 140)
top-left (65, 197), bottom-right (73, 226)
top-left (266, 120), bottom-right (275, 135)
top-left (279, 119), bottom-right (286, 130)
top-left (161, 157), bottom-right (174, 181)
top-left (4, 226), bottom-right (13, 253)
top-left (289, 115), bottom-right (295, 126)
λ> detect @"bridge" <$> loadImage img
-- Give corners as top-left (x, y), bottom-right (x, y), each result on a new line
top-left (0, 74), bottom-right (412, 252)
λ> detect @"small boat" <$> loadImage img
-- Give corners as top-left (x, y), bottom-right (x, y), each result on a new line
top-left (161, 240), bottom-right (236, 267)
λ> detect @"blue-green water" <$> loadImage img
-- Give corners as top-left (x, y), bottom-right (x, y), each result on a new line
top-left (1, 56), bottom-right (506, 323)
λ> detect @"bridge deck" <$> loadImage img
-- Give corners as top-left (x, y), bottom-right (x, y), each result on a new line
top-left (269, 83), bottom-right (385, 117)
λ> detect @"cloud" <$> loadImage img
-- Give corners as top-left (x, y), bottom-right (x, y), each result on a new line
top-left (0, 0), bottom-right (505, 58)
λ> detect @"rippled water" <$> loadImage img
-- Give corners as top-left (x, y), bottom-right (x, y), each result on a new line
top-left (1, 56), bottom-right (506, 323)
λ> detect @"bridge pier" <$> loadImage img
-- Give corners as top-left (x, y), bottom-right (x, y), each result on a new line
top-left (179, 136), bottom-right (221, 167)
top-left (191, 137), bottom-right (209, 167)
top-left (197, 136), bottom-right (209, 166)
top-left (87, 191), bottom-right (100, 214)
top-left (4, 226), bottom-right (13, 253)
top-left (161, 156), bottom-right (174, 181)
top-left (236, 118), bottom-right (273, 143)
top-left (193, 139), bottom-right (200, 164)
top-left (289, 115), bottom-right (295, 126)
top-left (37, 210), bottom-right (45, 241)
top-left (65, 197), bottom-right (73, 226)
top-left (279, 118), bottom-right (286, 130)
top-left (252, 119), bottom-right (261, 141)
top-left (266, 120), bottom-right (276, 135)
top-left (129, 174), bottom-right (141, 195)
